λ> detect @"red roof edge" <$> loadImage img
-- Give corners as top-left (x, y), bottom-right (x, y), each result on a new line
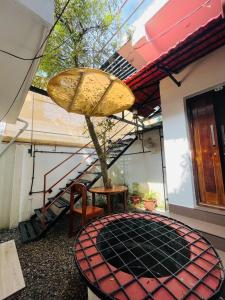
top-left (125, 1), bottom-right (224, 86)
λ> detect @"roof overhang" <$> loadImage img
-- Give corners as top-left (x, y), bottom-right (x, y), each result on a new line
top-left (0, 0), bottom-right (54, 124)
top-left (125, 0), bottom-right (225, 117)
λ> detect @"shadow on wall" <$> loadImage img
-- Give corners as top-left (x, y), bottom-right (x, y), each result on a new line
top-left (127, 181), bottom-right (165, 209)
top-left (109, 159), bottom-right (125, 185)
top-left (166, 143), bottom-right (195, 207)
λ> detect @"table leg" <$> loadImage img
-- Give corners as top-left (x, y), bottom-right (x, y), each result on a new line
top-left (124, 191), bottom-right (127, 212)
top-left (92, 192), bottom-right (95, 206)
top-left (106, 194), bottom-right (111, 214)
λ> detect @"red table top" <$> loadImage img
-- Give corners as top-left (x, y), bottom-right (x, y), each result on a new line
top-left (89, 185), bottom-right (128, 194)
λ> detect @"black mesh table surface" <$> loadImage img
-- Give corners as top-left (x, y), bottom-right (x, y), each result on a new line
top-left (74, 212), bottom-right (225, 300)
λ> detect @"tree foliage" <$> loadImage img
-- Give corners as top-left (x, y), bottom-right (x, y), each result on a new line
top-left (33, 0), bottom-right (122, 89)
top-left (33, 0), bottom-right (123, 188)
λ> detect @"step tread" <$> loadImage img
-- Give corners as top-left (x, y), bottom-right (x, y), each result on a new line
top-left (19, 221), bottom-right (39, 243)
top-left (34, 208), bottom-right (57, 223)
top-left (52, 197), bottom-right (70, 208)
top-left (69, 178), bottom-right (92, 184)
top-left (78, 171), bottom-right (101, 175)
top-left (109, 143), bottom-right (127, 148)
top-left (122, 138), bottom-right (135, 143)
top-left (18, 222), bottom-right (30, 243)
top-left (86, 163), bottom-right (101, 167)
top-left (31, 219), bottom-right (44, 235)
top-left (59, 187), bottom-right (71, 193)
top-left (46, 208), bottom-right (57, 221)
top-left (109, 149), bottom-right (122, 153)
top-left (59, 186), bottom-right (82, 196)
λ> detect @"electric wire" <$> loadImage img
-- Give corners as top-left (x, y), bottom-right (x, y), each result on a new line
top-left (0, 0), bottom-right (132, 121)
top-left (1, 0), bottom-right (188, 121)
top-left (99, 0), bottom-right (146, 53)
top-left (0, 0), bottom-right (129, 62)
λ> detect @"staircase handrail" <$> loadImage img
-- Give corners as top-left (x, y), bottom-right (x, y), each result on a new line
top-left (44, 112), bottom-right (131, 177)
top-left (44, 123), bottom-right (137, 212)
top-left (44, 121), bottom-right (131, 193)
top-left (43, 112), bottom-right (134, 206)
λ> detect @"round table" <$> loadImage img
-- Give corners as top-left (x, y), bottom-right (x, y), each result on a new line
top-left (75, 212), bottom-right (225, 300)
top-left (89, 185), bottom-right (128, 213)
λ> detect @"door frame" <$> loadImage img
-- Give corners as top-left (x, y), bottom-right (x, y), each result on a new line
top-left (185, 84), bottom-right (225, 208)
top-left (186, 97), bottom-right (201, 206)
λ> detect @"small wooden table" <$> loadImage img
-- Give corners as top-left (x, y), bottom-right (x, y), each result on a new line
top-left (89, 185), bottom-right (128, 213)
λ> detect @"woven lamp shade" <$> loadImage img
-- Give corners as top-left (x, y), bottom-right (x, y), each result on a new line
top-left (47, 68), bottom-right (135, 117)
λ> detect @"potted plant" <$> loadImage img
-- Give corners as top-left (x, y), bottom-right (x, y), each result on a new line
top-left (144, 191), bottom-right (158, 211)
top-left (129, 182), bottom-right (142, 204)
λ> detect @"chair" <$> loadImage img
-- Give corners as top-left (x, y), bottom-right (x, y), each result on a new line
top-left (69, 183), bottom-right (104, 236)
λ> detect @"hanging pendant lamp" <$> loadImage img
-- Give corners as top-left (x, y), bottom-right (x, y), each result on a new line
top-left (47, 68), bottom-right (135, 117)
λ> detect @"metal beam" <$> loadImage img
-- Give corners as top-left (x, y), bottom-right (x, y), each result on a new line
top-left (156, 63), bottom-right (181, 87)
top-left (109, 115), bottom-right (143, 128)
top-left (30, 85), bottom-right (48, 96)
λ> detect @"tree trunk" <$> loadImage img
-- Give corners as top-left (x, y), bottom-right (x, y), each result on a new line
top-left (85, 115), bottom-right (112, 188)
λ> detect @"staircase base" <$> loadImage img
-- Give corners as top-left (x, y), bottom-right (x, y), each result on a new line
top-left (18, 220), bottom-right (43, 243)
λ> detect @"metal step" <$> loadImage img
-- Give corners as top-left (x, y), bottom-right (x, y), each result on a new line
top-left (32, 219), bottom-right (44, 236)
top-left (109, 143), bottom-right (126, 148)
top-left (59, 187), bottom-right (70, 193)
top-left (46, 208), bottom-right (57, 222)
top-left (78, 171), bottom-right (101, 175)
top-left (34, 208), bottom-right (57, 223)
top-left (18, 220), bottom-right (42, 243)
top-left (50, 197), bottom-right (70, 208)
top-left (109, 154), bottom-right (118, 158)
top-left (109, 149), bottom-right (121, 153)
top-left (126, 131), bottom-right (136, 135)
top-left (69, 178), bottom-right (92, 185)
top-left (77, 178), bottom-right (92, 185)
top-left (122, 138), bottom-right (135, 143)
top-left (88, 163), bottom-right (101, 167)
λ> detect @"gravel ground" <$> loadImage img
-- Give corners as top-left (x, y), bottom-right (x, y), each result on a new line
top-left (0, 215), bottom-right (87, 300)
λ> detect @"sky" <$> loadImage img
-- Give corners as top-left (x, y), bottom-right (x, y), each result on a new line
top-left (121, 0), bottom-right (154, 26)
top-left (120, 0), bottom-right (169, 44)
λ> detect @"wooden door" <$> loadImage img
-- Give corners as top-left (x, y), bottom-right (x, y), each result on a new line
top-left (189, 92), bottom-right (225, 207)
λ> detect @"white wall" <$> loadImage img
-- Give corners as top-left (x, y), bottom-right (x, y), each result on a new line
top-left (30, 145), bottom-right (93, 212)
top-left (0, 129), bottom-right (165, 229)
top-left (0, 143), bottom-right (92, 229)
top-left (0, 144), bottom-right (16, 228)
top-left (18, 0), bottom-right (54, 25)
top-left (109, 129), bottom-right (165, 206)
top-left (160, 45), bottom-right (225, 208)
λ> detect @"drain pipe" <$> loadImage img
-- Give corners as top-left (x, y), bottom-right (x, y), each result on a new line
top-left (0, 118), bottom-right (28, 157)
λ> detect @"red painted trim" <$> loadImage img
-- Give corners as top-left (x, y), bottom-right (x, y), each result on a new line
top-left (222, 0), bottom-right (225, 17)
